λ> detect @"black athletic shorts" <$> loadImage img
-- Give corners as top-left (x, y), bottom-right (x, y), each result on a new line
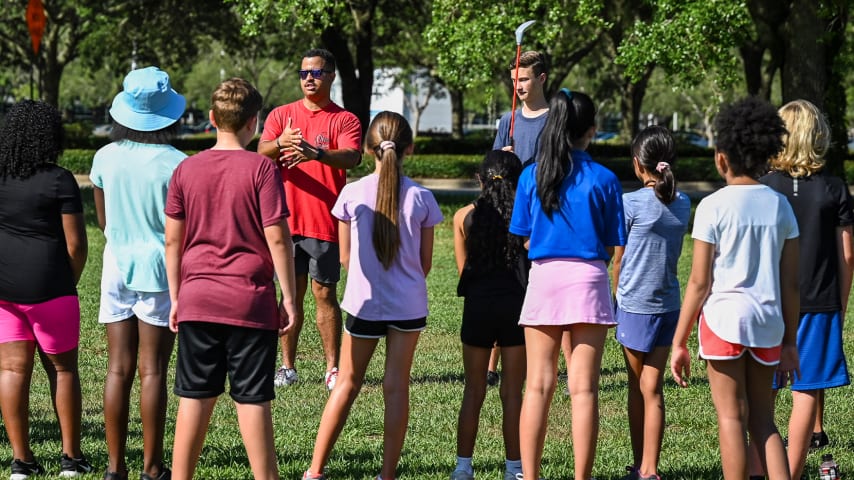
top-left (174, 321), bottom-right (278, 404)
top-left (345, 314), bottom-right (426, 339)
top-left (460, 293), bottom-right (525, 348)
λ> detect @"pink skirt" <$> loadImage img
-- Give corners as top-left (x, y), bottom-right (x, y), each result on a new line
top-left (519, 258), bottom-right (616, 327)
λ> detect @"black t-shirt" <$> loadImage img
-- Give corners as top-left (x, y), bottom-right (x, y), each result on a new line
top-left (0, 165), bottom-right (83, 303)
top-left (760, 171), bottom-right (854, 312)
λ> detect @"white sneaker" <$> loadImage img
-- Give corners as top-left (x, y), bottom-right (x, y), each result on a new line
top-left (274, 366), bottom-right (298, 387)
top-left (324, 367), bottom-right (339, 391)
top-left (508, 472), bottom-right (547, 480)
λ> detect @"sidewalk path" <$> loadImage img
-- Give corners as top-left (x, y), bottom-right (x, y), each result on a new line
top-left (76, 174), bottom-right (721, 200)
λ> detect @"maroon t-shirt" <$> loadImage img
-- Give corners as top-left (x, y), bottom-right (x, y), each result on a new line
top-left (165, 149), bottom-right (288, 330)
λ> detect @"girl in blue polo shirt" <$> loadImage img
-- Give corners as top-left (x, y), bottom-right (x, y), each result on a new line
top-left (510, 89), bottom-right (626, 480)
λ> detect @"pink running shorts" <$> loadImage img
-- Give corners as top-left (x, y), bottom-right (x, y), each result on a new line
top-left (0, 296), bottom-right (81, 354)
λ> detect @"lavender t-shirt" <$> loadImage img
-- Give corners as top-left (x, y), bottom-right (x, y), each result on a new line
top-left (332, 174), bottom-right (443, 321)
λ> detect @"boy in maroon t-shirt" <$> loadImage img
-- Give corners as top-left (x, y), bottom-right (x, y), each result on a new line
top-left (164, 78), bottom-right (298, 480)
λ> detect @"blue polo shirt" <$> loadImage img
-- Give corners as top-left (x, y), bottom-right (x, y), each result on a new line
top-left (510, 150), bottom-right (626, 261)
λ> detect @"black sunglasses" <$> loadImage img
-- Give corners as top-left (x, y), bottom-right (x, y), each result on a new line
top-left (298, 69), bottom-right (332, 80)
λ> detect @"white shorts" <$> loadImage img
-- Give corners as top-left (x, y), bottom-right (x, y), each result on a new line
top-left (98, 244), bottom-right (171, 327)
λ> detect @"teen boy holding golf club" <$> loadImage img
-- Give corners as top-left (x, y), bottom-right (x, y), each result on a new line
top-left (493, 50), bottom-right (550, 167)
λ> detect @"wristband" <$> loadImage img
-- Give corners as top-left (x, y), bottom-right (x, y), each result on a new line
top-left (316, 148), bottom-right (325, 160)
top-left (275, 137), bottom-right (283, 149)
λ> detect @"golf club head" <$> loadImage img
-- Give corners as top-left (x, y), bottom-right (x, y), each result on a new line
top-left (515, 20), bottom-right (536, 45)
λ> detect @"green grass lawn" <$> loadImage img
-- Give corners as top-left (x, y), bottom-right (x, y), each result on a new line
top-left (9, 191), bottom-right (854, 480)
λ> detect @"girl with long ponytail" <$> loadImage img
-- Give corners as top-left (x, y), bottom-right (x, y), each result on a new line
top-left (510, 89), bottom-right (627, 480)
top-left (304, 111), bottom-right (443, 480)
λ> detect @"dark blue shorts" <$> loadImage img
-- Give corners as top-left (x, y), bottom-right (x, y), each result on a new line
top-left (775, 311), bottom-right (850, 391)
top-left (615, 307), bottom-right (679, 353)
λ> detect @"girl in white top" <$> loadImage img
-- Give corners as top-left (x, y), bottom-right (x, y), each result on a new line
top-left (671, 97), bottom-right (799, 480)
top-left (304, 111), bottom-right (443, 480)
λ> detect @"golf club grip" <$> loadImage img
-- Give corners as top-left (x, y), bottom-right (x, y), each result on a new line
top-left (509, 45), bottom-right (522, 145)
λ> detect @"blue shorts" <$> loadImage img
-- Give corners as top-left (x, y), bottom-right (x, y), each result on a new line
top-left (775, 311), bottom-right (850, 391)
top-left (615, 306), bottom-right (679, 353)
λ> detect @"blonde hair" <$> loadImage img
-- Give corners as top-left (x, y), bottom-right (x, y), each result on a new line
top-left (770, 99), bottom-right (829, 178)
top-left (365, 111), bottom-right (413, 269)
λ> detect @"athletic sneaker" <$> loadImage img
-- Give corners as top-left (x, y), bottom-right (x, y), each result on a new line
top-left (139, 465), bottom-right (170, 480)
top-left (325, 368), bottom-right (339, 391)
top-left (638, 474), bottom-right (660, 480)
top-left (510, 473), bottom-right (546, 480)
top-left (620, 466), bottom-right (639, 480)
top-left (811, 430), bottom-right (829, 450)
top-left (59, 454), bottom-right (94, 477)
top-left (302, 470), bottom-right (325, 480)
top-left (10, 458), bottom-right (44, 480)
top-left (274, 366), bottom-right (298, 387)
top-left (102, 472), bottom-right (127, 480)
top-left (450, 469), bottom-right (474, 480)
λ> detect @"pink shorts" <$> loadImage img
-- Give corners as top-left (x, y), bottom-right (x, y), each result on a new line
top-left (698, 313), bottom-right (780, 365)
top-left (0, 296), bottom-right (81, 354)
top-left (519, 258), bottom-right (616, 327)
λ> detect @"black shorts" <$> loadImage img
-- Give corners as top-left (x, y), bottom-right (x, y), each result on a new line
top-left (293, 236), bottom-right (340, 284)
top-left (460, 293), bottom-right (525, 348)
top-left (174, 321), bottom-right (278, 404)
top-left (345, 314), bottom-right (426, 339)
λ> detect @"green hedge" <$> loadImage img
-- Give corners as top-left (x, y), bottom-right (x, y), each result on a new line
top-left (57, 147), bottom-right (852, 184)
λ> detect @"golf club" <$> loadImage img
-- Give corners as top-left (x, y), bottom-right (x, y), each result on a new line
top-left (509, 20), bottom-right (536, 145)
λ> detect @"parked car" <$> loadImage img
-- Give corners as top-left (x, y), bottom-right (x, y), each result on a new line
top-left (92, 124), bottom-right (113, 137)
top-left (593, 131), bottom-right (617, 142)
top-left (672, 130), bottom-right (709, 148)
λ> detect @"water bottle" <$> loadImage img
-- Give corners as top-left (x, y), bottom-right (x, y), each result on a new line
top-left (819, 453), bottom-right (839, 480)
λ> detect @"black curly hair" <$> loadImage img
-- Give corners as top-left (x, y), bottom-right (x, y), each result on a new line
top-left (0, 100), bottom-right (64, 179)
top-left (714, 97), bottom-right (787, 178)
top-left (466, 150), bottom-right (524, 273)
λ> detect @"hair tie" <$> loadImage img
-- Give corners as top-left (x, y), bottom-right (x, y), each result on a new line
top-left (656, 161), bottom-right (670, 173)
top-left (560, 88), bottom-right (573, 99)
top-left (379, 140), bottom-right (396, 151)
top-left (491, 174), bottom-right (503, 180)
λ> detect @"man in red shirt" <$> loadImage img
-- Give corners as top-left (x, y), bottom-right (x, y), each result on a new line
top-left (259, 48), bottom-right (362, 391)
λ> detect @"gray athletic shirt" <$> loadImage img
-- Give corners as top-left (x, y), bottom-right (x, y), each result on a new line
top-left (616, 187), bottom-right (691, 314)
top-left (493, 110), bottom-right (548, 165)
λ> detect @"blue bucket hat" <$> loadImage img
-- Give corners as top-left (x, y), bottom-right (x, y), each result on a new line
top-left (109, 66), bottom-right (186, 131)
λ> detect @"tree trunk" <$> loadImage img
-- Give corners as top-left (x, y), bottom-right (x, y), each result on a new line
top-left (780, 0), bottom-right (848, 175)
top-left (449, 88), bottom-right (464, 139)
top-left (321, 1), bottom-right (376, 136)
top-left (619, 65), bottom-right (653, 139)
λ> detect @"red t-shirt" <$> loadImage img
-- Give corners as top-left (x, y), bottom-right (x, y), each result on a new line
top-left (164, 149), bottom-right (288, 330)
top-left (261, 100), bottom-right (362, 242)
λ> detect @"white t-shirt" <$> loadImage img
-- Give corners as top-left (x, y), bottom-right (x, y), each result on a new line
top-left (692, 184), bottom-right (799, 347)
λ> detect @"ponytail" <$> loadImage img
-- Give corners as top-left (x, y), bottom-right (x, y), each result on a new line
top-left (536, 89), bottom-right (596, 216)
top-left (373, 146), bottom-right (402, 269)
top-left (632, 125), bottom-right (677, 204)
top-left (365, 111), bottom-right (414, 270)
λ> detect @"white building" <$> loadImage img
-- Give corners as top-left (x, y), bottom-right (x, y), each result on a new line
top-left (332, 67), bottom-right (452, 134)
